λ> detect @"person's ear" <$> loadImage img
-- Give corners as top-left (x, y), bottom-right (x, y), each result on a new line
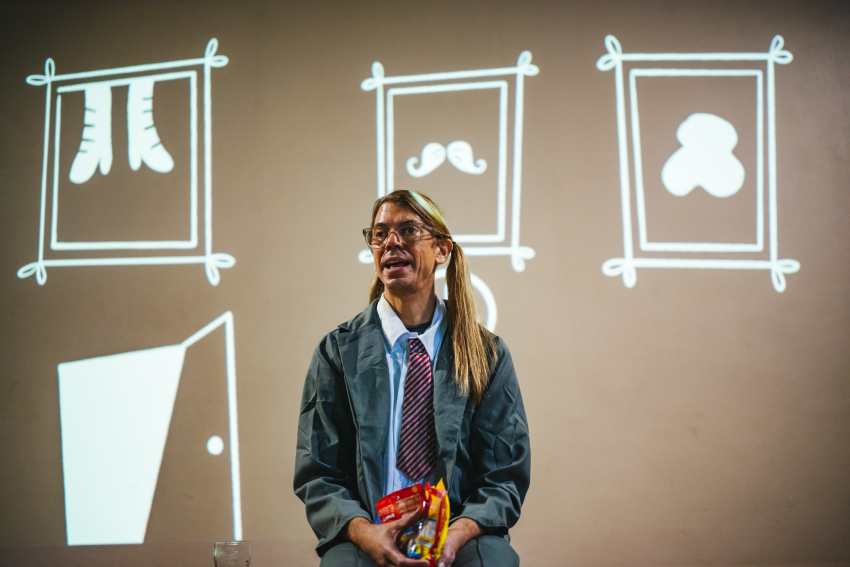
top-left (435, 238), bottom-right (453, 265)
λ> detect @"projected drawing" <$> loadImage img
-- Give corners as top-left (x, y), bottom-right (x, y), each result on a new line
top-left (127, 77), bottom-right (175, 174)
top-left (662, 113), bottom-right (745, 198)
top-left (69, 77), bottom-right (174, 184)
top-left (58, 312), bottom-right (242, 546)
top-left (17, 38), bottom-right (235, 286)
top-left (407, 141), bottom-right (488, 177)
top-left (359, 53), bottom-right (539, 330)
top-left (70, 84), bottom-right (113, 183)
top-left (597, 35), bottom-right (800, 292)
top-left (359, 52), bottom-right (538, 272)
top-left (435, 268), bottom-right (497, 330)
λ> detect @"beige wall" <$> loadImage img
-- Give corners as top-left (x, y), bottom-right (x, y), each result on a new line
top-left (0, 1), bottom-right (848, 565)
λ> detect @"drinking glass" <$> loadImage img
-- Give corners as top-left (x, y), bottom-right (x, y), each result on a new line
top-left (214, 540), bottom-right (250, 567)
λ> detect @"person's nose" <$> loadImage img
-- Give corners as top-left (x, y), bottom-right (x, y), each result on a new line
top-left (385, 229), bottom-right (404, 248)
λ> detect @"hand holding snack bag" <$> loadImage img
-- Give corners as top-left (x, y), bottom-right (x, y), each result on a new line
top-left (376, 483), bottom-right (427, 553)
top-left (376, 480), bottom-right (451, 566)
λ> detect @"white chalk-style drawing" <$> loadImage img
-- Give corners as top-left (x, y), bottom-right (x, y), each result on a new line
top-left (58, 311), bottom-right (242, 546)
top-left (128, 77), bottom-right (175, 174)
top-left (69, 84), bottom-right (113, 184)
top-left (435, 268), bottom-right (497, 331)
top-left (70, 77), bottom-right (174, 183)
top-left (359, 54), bottom-right (539, 331)
top-left (406, 141), bottom-right (488, 177)
top-left (17, 38), bottom-right (235, 286)
top-left (407, 142), bottom-right (447, 177)
top-left (597, 35), bottom-right (800, 292)
top-left (446, 141), bottom-right (487, 174)
top-left (359, 52), bottom-right (538, 272)
top-left (207, 435), bottom-right (225, 456)
top-left (662, 113), bottom-right (745, 198)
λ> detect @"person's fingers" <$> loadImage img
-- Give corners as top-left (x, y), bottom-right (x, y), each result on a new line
top-left (435, 542), bottom-right (456, 567)
top-left (396, 557), bottom-right (430, 567)
top-left (394, 507), bottom-right (425, 534)
top-left (382, 543), bottom-right (428, 567)
top-left (435, 550), bottom-right (455, 567)
top-left (383, 546), bottom-right (410, 566)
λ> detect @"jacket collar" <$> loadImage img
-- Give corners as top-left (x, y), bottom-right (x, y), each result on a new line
top-left (377, 294), bottom-right (445, 359)
top-left (337, 298), bottom-right (381, 333)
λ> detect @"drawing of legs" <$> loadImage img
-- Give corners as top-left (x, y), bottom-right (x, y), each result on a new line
top-left (127, 77), bottom-right (174, 173)
top-left (69, 84), bottom-right (113, 184)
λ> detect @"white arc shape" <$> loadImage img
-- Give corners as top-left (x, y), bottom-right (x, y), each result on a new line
top-left (69, 84), bottom-right (113, 184)
top-left (127, 77), bottom-right (174, 173)
top-left (58, 344), bottom-right (186, 545)
top-left (661, 113), bottom-right (745, 198)
top-left (446, 140), bottom-right (487, 174)
top-left (406, 142), bottom-right (446, 177)
top-left (435, 269), bottom-right (497, 331)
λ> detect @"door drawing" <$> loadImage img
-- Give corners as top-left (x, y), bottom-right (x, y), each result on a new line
top-left (57, 312), bottom-right (242, 545)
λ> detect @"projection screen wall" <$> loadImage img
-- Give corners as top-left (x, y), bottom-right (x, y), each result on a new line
top-left (1, 1), bottom-right (848, 566)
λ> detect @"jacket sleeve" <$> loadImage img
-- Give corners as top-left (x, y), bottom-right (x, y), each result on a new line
top-left (453, 337), bottom-right (531, 532)
top-left (293, 332), bottom-right (370, 555)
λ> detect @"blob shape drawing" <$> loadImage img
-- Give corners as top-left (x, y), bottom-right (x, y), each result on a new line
top-left (70, 77), bottom-right (173, 184)
top-left (406, 141), bottom-right (487, 177)
top-left (661, 113), bottom-right (745, 198)
top-left (596, 34), bottom-right (799, 292)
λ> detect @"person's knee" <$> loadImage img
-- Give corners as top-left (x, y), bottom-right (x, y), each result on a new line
top-left (320, 542), bottom-right (379, 567)
top-left (452, 534), bottom-right (519, 567)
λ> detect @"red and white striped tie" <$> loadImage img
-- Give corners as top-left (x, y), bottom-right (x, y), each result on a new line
top-left (396, 337), bottom-right (437, 481)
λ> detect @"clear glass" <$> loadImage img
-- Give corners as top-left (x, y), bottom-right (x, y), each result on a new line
top-left (214, 541), bottom-right (250, 567)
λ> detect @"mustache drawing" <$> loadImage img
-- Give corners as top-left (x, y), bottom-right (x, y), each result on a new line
top-left (406, 142), bottom-right (446, 177)
top-left (406, 141), bottom-right (487, 177)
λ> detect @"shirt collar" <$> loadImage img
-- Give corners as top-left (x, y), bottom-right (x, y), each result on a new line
top-left (377, 294), bottom-right (445, 359)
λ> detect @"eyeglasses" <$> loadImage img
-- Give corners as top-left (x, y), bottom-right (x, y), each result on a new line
top-left (363, 223), bottom-right (436, 249)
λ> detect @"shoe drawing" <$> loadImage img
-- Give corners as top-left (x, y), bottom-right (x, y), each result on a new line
top-left (127, 77), bottom-right (174, 173)
top-left (69, 84), bottom-right (113, 184)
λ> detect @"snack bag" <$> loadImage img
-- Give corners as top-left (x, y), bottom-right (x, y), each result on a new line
top-left (408, 480), bottom-right (450, 566)
top-left (375, 480), bottom-right (451, 566)
top-left (376, 483), bottom-right (427, 553)
top-left (376, 483), bottom-right (426, 523)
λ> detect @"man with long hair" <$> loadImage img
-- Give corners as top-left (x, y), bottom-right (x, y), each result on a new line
top-left (294, 191), bottom-right (530, 566)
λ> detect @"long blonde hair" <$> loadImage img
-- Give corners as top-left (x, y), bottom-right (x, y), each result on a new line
top-left (367, 190), bottom-right (495, 404)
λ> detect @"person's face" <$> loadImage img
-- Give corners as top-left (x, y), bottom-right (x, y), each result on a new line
top-left (371, 202), bottom-right (452, 299)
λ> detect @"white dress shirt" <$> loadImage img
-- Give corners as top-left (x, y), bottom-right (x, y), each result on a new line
top-left (376, 294), bottom-right (447, 504)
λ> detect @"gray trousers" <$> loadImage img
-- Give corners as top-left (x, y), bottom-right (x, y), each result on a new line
top-left (320, 535), bottom-right (519, 567)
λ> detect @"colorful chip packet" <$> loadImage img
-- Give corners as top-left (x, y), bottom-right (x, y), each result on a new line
top-left (376, 479), bottom-right (450, 566)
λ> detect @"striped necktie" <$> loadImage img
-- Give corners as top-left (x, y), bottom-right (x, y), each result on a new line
top-left (396, 337), bottom-right (437, 481)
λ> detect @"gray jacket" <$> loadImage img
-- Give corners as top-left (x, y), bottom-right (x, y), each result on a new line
top-left (293, 300), bottom-right (531, 556)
